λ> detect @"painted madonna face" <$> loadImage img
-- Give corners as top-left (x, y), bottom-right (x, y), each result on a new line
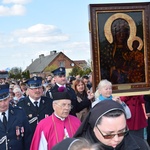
top-left (112, 19), bottom-right (130, 45)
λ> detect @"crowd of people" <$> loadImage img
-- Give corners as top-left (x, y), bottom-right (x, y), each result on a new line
top-left (0, 67), bottom-right (150, 150)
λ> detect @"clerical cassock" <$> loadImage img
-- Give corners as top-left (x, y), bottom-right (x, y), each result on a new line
top-left (30, 89), bottom-right (81, 150)
top-left (30, 114), bottom-right (81, 150)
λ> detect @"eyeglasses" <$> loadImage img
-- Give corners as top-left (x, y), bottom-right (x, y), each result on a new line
top-left (55, 103), bottom-right (73, 109)
top-left (96, 125), bottom-right (129, 139)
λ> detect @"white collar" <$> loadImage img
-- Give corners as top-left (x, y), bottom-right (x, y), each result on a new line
top-left (56, 83), bottom-right (66, 87)
top-left (0, 109), bottom-right (9, 121)
top-left (54, 113), bottom-right (65, 121)
top-left (29, 96), bottom-right (41, 106)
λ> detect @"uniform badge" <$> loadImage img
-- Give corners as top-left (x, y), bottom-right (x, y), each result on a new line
top-left (21, 127), bottom-right (24, 137)
top-left (10, 110), bottom-right (14, 114)
top-left (16, 126), bottom-right (24, 139)
top-left (34, 77), bottom-right (37, 80)
top-left (27, 102), bottom-right (30, 106)
top-left (59, 68), bottom-right (62, 71)
top-left (16, 126), bottom-right (20, 140)
top-left (42, 100), bottom-right (45, 104)
top-left (28, 114), bottom-right (32, 118)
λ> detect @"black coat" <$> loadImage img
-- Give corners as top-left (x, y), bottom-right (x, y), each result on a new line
top-left (17, 96), bottom-right (53, 135)
top-left (74, 125), bottom-right (150, 150)
top-left (0, 105), bottom-right (32, 150)
top-left (46, 84), bottom-right (91, 116)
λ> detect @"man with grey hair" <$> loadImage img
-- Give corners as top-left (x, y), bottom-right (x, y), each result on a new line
top-left (30, 89), bottom-right (81, 150)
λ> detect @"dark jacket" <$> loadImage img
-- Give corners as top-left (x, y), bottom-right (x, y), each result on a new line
top-left (17, 96), bottom-right (53, 135)
top-left (0, 105), bottom-right (32, 150)
top-left (74, 125), bottom-right (150, 150)
top-left (46, 84), bottom-right (91, 116)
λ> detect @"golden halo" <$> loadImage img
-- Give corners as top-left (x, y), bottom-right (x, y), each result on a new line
top-left (104, 13), bottom-right (143, 51)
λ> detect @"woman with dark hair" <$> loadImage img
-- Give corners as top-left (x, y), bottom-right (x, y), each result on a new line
top-left (72, 79), bottom-right (94, 121)
top-left (74, 100), bottom-right (149, 150)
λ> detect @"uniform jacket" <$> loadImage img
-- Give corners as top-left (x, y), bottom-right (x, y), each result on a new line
top-left (46, 84), bottom-right (91, 116)
top-left (0, 105), bottom-right (32, 150)
top-left (17, 96), bottom-right (53, 135)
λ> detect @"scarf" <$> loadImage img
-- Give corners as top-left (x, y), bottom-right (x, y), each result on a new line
top-left (99, 94), bottom-right (113, 101)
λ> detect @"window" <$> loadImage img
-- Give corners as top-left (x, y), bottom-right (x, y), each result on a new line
top-left (59, 61), bottom-right (65, 67)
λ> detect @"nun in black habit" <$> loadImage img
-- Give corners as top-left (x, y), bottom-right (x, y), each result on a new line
top-left (52, 137), bottom-right (102, 150)
top-left (74, 100), bottom-right (150, 150)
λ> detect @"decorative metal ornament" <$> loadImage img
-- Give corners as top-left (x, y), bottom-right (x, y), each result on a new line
top-left (16, 126), bottom-right (20, 140)
top-left (21, 127), bottom-right (24, 137)
top-left (34, 77), bottom-right (37, 80)
top-left (28, 114), bottom-right (32, 118)
top-left (10, 110), bottom-right (14, 114)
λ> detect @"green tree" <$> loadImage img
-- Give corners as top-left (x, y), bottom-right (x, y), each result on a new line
top-left (69, 67), bottom-right (80, 76)
top-left (9, 67), bottom-right (22, 79)
top-left (69, 66), bottom-right (91, 77)
top-left (22, 70), bottom-right (30, 79)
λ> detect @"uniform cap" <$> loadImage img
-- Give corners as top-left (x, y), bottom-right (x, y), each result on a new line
top-left (25, 76), bottom-right (42, 89)
top-left (0, 84), bottom-right (10, 101)
top-left (51, 67), bottom-right (66, 76)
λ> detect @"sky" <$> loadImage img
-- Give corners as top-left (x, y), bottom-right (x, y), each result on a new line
top-left (0, 0), bottom-right (149, 71)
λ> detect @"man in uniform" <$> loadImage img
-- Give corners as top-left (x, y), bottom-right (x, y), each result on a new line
top-left (17, 76), bottom-right (53, 136)
top-left (46, 67), bottom-right (91, 116)
top-left (0, 84), bottom-right (32, 150)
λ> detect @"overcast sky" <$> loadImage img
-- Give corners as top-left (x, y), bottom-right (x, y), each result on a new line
top-left (0, 0), bottom-right (149, 71)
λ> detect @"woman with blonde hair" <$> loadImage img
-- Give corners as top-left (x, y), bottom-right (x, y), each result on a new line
top-left (92, 79), bottom-right (131, 119)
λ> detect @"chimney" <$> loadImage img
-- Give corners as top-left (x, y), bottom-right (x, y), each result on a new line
top-left (39, 54), bottom-right (44, 58)
top-left (50, 50), bottom-right (57, 55)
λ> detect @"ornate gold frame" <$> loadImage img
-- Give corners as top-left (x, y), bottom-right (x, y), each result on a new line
top-left (89, 2), bottom-right (150, 95)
